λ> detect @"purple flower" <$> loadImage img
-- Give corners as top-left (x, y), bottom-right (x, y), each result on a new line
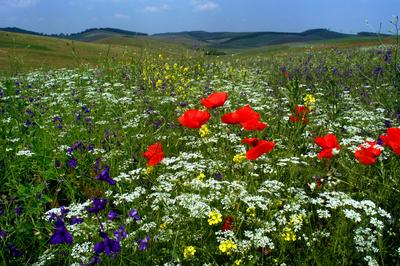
top-left (70, 217), bottom-right (83, 225)
top-left (94, 232), bottom-right (121, 256)
top-left (108, 210), bottom-right (118, 221)
top-left (215, 172), bottom-right (222, 180)
top-left (15, 206), bottom-right (23, 216)
top-left (88, 198), bottom-right (108, 214)
top-left (0, 230), bottom-right (7, 239)
top-left (68, 158), bottom-right (78, 169)
top-left (49, 218), bottom-right (73, 245)
top-left (8, 243), bottom-right (22, 257)
top-left (384, 120), bottom-right (392, 128)
top-left (129, 209), bottom-right (141, 221)
top-left (25, 119), bottom-right (32, 127)
top-left (138, 236), bottom-right (150, 251)
top-left (96, 166), bottom-right (116, 185)
top-left (87, 255), bottom-right (101, 266)
top-left (48, 212), bottom-right (57, 222)
top-left (377, 138), bottom-right (384, 146)
top-left (114, 225), bottom-right (127, 241)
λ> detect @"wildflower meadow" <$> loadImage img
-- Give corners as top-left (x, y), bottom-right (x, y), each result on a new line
top-left (1, 39), bottom-right (400, 265)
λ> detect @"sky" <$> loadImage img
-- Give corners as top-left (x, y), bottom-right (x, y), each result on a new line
top-left (0, 0), bottom-right (399, 35)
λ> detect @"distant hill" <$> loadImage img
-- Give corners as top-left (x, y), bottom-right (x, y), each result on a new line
top-left (357, 31), bottom-right (391, 37)
top-left (154, 29), bottom-right (355, 49)
top-left (0, 27), bottom-right (147, 42)
top-left (0, 27), bottom-right (394, 50)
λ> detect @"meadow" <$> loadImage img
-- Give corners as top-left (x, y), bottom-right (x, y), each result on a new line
top-left (0, 31), bottom-right (400, 265)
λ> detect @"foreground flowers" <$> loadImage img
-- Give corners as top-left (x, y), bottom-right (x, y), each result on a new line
top-left (49, 218), bottom-right (73, 245)
top-left (314, 133), bottom-right (340, 159)
top-left (354, 141), bottom-right (383, 165)
top-left (242, 138), bottom-right (275, 160)
top-left (143, 142), bottom-right (164, 166)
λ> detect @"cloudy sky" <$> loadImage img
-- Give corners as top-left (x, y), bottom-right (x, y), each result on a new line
top-left (0, 0), bottom-right (398, 34)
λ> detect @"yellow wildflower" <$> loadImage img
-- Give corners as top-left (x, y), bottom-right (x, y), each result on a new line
top-left (199, 125), bottom-right (209, 138)
top-left (234, 259), bottom-right (242, 265)
top-left (219, 239), bottom-right (237, 254)
top-left (156, 79), bottom-right (163, 88)
top-left (143, 166), bottom-right (154, 175)
top-left (246, 207), bottom-right (256, 218)
top-left (183, 246), bottom-right (196, 258)
top-left (159, 222), bottom-right (167, 230)
top-left (196, 172), bottom-right (206, 181)
top-left (233, 153), bottom-right (246, 164)
top-left (303, 94), bottom-right (316, 110)
top-left (288, 214), bottom-right (303, 226)
top-left (281, 227), bottom-right (296, 241)
top-left (208, 210), bottom-right (222, 225)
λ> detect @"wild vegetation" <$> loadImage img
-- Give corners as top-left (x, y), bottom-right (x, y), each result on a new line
top-left (0, 25), bottom-right (400, 265)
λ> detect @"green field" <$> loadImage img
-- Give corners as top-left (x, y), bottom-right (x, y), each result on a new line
top-left (0, 28), bottom-right (400, 265)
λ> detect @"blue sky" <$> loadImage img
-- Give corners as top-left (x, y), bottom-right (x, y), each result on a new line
top-left (0, 0), bottom-right (398, 34)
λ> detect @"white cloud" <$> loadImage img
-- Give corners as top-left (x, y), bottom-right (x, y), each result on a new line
top-left (143, 3), bottom-right (169, 13)
top-left (0, 0), bottom-right (39, 8)
top-left (114, 13), bottom-right (130, 19)
top-left (191, 0), bottom-right (219, 11)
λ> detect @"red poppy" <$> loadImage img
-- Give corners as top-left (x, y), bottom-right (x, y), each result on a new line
top-left (143, 142), bottom-right (164, 166)
top-left (201, 92), bottom-right (228, 109)
top-left (222, 105), bottom-right (266, 131)
top-left (221, 216), bottom-right (233, 231)
top-left (314, 133), bottom-right (340, 159)
top-left (379, 127), bottom-right (400, 156)
top-left (289, 105), bottom-right (309, 124)
top-left (178, 109), bottom-right (211, 129)
top-left (222, 105), bottom-right (260, 124)
top-left (242, 138), bottom-right (275, 160)
top-left (354, 141), bottom-right (383, 165)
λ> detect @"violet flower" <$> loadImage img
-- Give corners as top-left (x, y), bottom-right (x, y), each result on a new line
top-left (88, 198), bottom-right (108, 214)
top-left (129, 209), bottom-right (141, 221)
top-left (49, 218), bottom-right (73, 245)
top-left (138, 236), bottom-right (150, 251)
top-left (94, 232), bottom-right (121, 257)
top-left (96, 166), bottom-right (116, 185)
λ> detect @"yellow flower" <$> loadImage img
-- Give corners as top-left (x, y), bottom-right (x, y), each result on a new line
top-left (246, 207), bottom-right (256, 218)
top-left (156, 79), bottom-right (163, 88)
top-left (219, 239), bottom-right (237, 254)
top-left (196, 172), bottom-right (206, 181)
top-left (183, 246), bottom-right (196, 258)
top-left (199, 125), bottom-right (209, 138)
top-left (303, 94), bottom-right (316, 110)
top-left (281, 227), bottom-right (296, 241)
top-left (159, 222), bottom-right (167, 230)
top-left (208, 210), bottom-right (222, 225)
top-left (233, 153), bottom-right (246, 164)
top-left (234, 259), bottom-right (242, 265)
top-left (143, 166), bottom-right (154, 175)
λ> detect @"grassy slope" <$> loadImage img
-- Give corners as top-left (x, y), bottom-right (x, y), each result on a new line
top-left (0, 31), bottom-right (193, 75)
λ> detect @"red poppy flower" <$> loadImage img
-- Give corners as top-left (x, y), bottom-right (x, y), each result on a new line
top-left (379, 127), bottom-right (400, 156)
top-left (222, 105), bottom-right (266, 131)
top-left (314, 133), bottom-right (340, 159)
top-left (201, 92), bottom-right (228, 109)
top-left (289, 105), bottom-right (309, 124)
top-left (221, 216), bottom-right (233, 231)
top-left (222, 105), bottom-right (260, 124)
top-left (242, 138), bottom-right (275, 160)
top-left (354, 141), bottom-right (383, 165)
top-left (143, 142), bottom-right (164, 166)
top-left (241, 119), bottom-right (267, 131)
top-left (178, 109), bottom-right (211, 129)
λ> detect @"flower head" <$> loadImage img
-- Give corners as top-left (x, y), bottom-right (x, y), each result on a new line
top-left (289, 105), bottom-right (309, 124)
top-left (88, 198), bottom-right (108, 214)
top-left (138, 236), bottom-right (150, 251)
top-left (219, 239), bottom-right (237, 254)
top-left (94, 231), bottom-right (121, 256)
top-left (178, 109), bottom-right (211, 129)
top-left (143, 142), bottom-right (164, 166)
top-left (354, 141), bottom-right (383, 165)
top-left (222, 105), bottom-right (266, 131)
top-left (96, 166), bottom-right (116, 185)
top-left (304, 94), bottom-right (316, 110)
top-left (201, 92), bottom-right (228, 109)
top-left (314, 133), bottom-right (340, 159)
top-left (242, 138), bottom-right (275, 160)
top-left (49, 218), bottom-right (73, 245)
top-left (379, 127), bottom-right (400, 156)
top-left (129, 209), bottom-right (141, 221)
top-left (199, 124), bottom-right (210, 138)
top-left (208, 210), bottom-right (222, 225)
top-left (183, 246), bottom-right (196, 259)
top-left (233, 153), bottom-right (246, 164)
